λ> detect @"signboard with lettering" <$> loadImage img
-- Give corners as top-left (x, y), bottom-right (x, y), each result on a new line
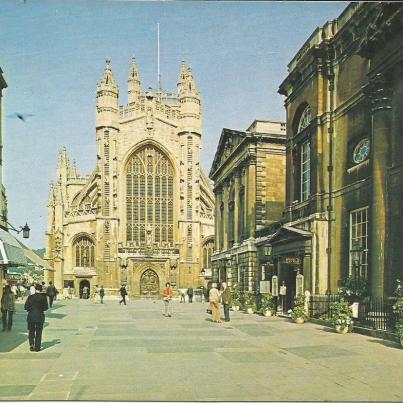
top-left (285, 256), bottom-right (300, 265)
top-left (272, 275), bottom-right (279, 296)
top-left (259, 281), bottom-right (271, 294)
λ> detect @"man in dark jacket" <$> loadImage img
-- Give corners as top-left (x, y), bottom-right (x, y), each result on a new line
top-left (187, 287), bottom-right (194, 303)
top-left (24, 284), bottom-right (49, 352)
top-left (119, 285), bottom-right (127, 305)
top-left (46, 281), bottom-right (58, 308)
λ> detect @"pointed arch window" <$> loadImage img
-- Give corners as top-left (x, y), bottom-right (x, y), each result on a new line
top-left (126, 145), bottom-right (174, 246)
top-left (74, 236), bottom-right (95, 267)
top-left (297, 106), bottom-right (312, 133)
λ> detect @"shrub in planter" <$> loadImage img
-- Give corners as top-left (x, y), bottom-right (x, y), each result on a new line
top-left (258, 293), bottom-right (276, 316)
top-left (290, 294), bottom-right (308, 323)
top-left (338, 275), bottom-right (368, 303)
top-left (244, 291), bottom-right (257, 313)
top-left (230, 283), bottom-right (242, 310)
top-left (330, 300), bottom-right (353, 333)
top-left (396, 320), bottom-right (403, 348)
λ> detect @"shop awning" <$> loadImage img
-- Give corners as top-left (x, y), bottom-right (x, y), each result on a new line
top-left (0, 227), bottom-right (28, 266)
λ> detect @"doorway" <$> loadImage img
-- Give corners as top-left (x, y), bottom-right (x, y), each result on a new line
top-left (282, 264), bottom-right (299, 310)
top-left (79, 279), bottom-right (90, 299)
top-left (140, 269), bottom-right (159, 297)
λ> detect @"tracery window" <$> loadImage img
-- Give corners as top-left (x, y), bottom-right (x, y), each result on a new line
top-left (126, 145), bottom-right (174, 246)
top-left (300, 140), bottom-right (311, 201)
top-left (74, 236), bottom-right (95, 267)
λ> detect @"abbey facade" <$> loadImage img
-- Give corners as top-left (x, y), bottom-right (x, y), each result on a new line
top-left (45, 59), bottom-right (215, 297)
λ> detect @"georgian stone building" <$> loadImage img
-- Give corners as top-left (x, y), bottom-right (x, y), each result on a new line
top-left (45, 59), bottom-right (215, 297)
top-left (274, 2), bottom-right (403, 300)
top-left (209, 120), bottom-right (286, 291)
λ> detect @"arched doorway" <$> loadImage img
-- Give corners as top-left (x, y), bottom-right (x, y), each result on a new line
top-left (140, 269), bottom-right (159, 297)
top-left (79, 279), bottom-right (90, 299)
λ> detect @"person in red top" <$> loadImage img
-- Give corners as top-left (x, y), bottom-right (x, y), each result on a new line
top-left (163, 282), bottom-right (173, 317)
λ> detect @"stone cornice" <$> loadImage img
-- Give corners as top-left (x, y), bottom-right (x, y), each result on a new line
top-left (362, 72), bottom-right (393, 113)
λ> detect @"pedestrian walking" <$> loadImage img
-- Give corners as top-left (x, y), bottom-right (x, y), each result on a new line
top-left (92, 285), bottom-right (99, 302)
top-left (46, 281), bottom-right (58, 308)
top-left (180, 289), bottom-right (186, 303)
top-left (163, 282), bottom-right (173, 317)
top-left (1, 285), bottom-right (16, 331)
top-left (119, 285), bottom-right (127, 305)
top-left (209, 283), bottom-right (221, 323)
top-left (82, 285), bottom-right (89, 299)
top-left (24, 283), bottom-right (48, 352)
top-left (221, 282), bottom-right (232, 322)
top-left (67, 285), bottom-right (73, 299)
top-left (187, 287), bottom-right (194, 303)
top-left (99, 286), bottom-right (105, 304)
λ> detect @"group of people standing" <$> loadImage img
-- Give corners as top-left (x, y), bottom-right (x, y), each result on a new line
top-left (209, 282), bottom-right (232, 323)
top-left (180, 287), bottom-right (194, 303)
top-left (1, 280), bottom-right (58, 352)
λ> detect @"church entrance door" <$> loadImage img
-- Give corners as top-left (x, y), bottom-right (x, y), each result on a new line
top-left (140, 269), bottom-right (159, 298)
top-left (79, 279), bottom-right (91, 299)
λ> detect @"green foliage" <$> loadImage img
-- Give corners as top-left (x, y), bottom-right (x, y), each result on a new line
top-left (259, 293), bottom-right (276, 314)
top-left (244, 291), bottom-right (257, 312)
top-left (230, 283), bottom-right (242, 307)
top-left (338, 275), bottom-right (368, 302)
top-left (396, 320), bottom-right (403, 339)
top-left (330, 300), bottom-right (353, 332)
top-left (290, 294), bottom-right (307, 320)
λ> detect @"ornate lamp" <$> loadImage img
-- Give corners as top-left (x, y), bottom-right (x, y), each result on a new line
top-left (7, 221), bottom-right (30, 239)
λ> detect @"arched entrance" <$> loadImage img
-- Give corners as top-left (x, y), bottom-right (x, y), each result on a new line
top-left (79, 279), bottom-right (90, 299)
top-left (140, 269), bottom-right (159, 297)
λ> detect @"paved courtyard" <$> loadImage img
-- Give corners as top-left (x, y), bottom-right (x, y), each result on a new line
top-left (0, 297), bottom-right (402, 401)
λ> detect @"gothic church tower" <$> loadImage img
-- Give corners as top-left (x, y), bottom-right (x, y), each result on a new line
top-left (45, 59), bottom-right (214, 297)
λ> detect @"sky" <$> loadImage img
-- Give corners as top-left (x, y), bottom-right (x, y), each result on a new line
top-left (0, 0), bottom-right (347, 249)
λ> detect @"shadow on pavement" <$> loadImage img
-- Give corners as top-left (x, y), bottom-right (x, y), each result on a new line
top-left (368, 338), bottom-right (401, 349)
top-left (46, 312), bottom-right (67, 319)
top-left (41, 339), bottom-right (61, 351)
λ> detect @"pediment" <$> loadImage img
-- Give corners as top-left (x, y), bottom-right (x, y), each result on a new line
top-left (209, 128), bottom-right (246, 177)
top-left (269, 226), bottom-right (312, 245)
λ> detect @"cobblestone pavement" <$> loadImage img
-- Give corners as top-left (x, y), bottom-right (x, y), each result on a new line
top-left (0, 297), bottom-right (402, 401)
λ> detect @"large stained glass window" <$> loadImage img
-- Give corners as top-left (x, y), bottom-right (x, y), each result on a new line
top-left (126, 145), bottom-right (174, 246)
top-left (74, 236), bottom-right (95, 267)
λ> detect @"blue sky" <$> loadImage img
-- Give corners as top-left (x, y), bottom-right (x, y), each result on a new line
top-left (0, 0), bottom-right (347, 249)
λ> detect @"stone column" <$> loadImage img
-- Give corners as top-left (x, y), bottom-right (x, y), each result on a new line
top-left (246, 158), bottom-right (257, 239)
top-left (222, 184), bottom-right (229, 250)
top-left (365, 73), bottom-right (392, 298)
top-left (214, 189), bottom-right (222, 251)
top-left (234, 171), bottom-right (240, 245)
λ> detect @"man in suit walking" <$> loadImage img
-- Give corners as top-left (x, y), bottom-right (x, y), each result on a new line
top-left (46, 281), bottom-right (58, 308)
top-left (187, 287), bottom-right (194, 303)
top-left (24, 284), bottom-right (49, 352)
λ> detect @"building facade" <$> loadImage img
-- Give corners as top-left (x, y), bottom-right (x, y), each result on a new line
top-left (45, 59), bottom-right (215, 297)
top-left (274, 2), bottom-right (403, 301)
top-left (209, 120), bottom-right (286, 291)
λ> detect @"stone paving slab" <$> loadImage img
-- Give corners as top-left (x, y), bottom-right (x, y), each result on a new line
top-left (1, 299), bottom-right (402, 401)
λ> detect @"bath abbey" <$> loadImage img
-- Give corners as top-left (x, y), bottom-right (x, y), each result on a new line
top-left (44, 59), bottom-right (215, 297)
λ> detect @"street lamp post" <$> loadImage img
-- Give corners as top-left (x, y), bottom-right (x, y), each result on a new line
top-left (7, 221), bottom-right (30, 239)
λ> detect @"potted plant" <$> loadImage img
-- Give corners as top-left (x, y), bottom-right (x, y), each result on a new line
top-left (338, 275), bottom-right (368, 304)
top-left (330, 300), bottom-right (353, 334)
top-left (244, 291), bottom-right (257, 314)
top-left (290, 294), bottom-right (307, 324)
top-left (259, 293), bottom-right (276, 317)
top-left (230, 283), bottom-right (242, 311)
top-left (396, 321), bottom-right (403, 348)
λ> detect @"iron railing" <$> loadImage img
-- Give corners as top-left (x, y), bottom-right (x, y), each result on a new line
top-left (308, 294), bottom-right (403, 333)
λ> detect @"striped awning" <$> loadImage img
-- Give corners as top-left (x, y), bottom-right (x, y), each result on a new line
top-left (0, 227), bottom-right (28, 266)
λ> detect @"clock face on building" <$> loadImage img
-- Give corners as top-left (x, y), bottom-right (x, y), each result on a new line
top-left (353, 138), bottom-right (370, 164)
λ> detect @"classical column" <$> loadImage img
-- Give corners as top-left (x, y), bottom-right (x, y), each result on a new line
top-left (234, 171), bottom-right (240, 245)
top-left (222, 183), bottom-right (229, 250)
top-left (214, 188), bottom-right (222, 251)
top-left (246, 157), bottom-right (257, 239)
top-left (364, 72), bottom-right (393, 298)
